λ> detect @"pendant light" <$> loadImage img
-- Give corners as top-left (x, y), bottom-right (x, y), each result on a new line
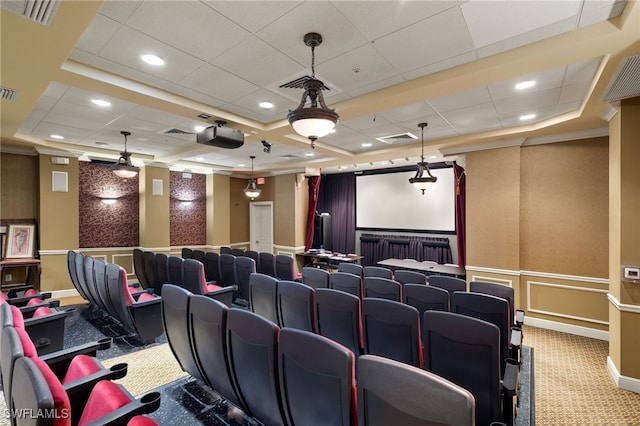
top-left (112, 131), bottom-right (139, 178)
top-left (287, 32), bottom-right (339, 149)
top-left (408, 123), bottom-right (437, 194)
top-left (244, 155), bottom-right (261, 199)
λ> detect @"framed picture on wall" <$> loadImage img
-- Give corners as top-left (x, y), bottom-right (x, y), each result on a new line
top-left (5, 224), bottom-right (35, 259)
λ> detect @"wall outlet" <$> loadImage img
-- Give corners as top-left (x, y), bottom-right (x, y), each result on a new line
top-left (622, 266), bottom-right (640, 283)
top-left (5, 274), bottom-right (12, 282)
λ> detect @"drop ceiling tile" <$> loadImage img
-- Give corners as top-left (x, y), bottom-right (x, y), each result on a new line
top-left (126, 2), bottom-right (250, 62)
top-left (395, 115), bottom-right (457, 141)
top-left (30, 123), bottom-right (93, 144)
top-left (177, 64), bottom-right (261, 103)
top-left (203, 1), bottom-right (300, 33)
top-left (373, 7), bottom-right (474, 75)
top-left (212, 36), bottom-right (305, 87)
top-left (493, 87), bottom-right (562, 116)
top-left (60, 87), bottom-right (138, 115)
top-left (41, 82), bottom-right (70, 100)
top-left (90, 57), bottom-right (174, 91)
top-left (74, 13), bottom-right (121, 55)
top-left (377, 101), bottom-right (436, 124)
top-left (558, 83), bottom-right (591, 105)
top-left (402, 51), bottom-right (478, 81)
top-left (461, 0), bottom-right (582, 48)
top-left (43, 101), bottom-right (121, 131)
top-left (439, 102), bottom-right (501, 134)
top-left (488, 66), bottom-right (567, 100)
top-left (227, 88), bottom-right (293, 122)
top-left (563, 58), bottom-right (602, 86)
top-left (69, 49), bottom-right (97, 65)
top-left (578, 0), bottom-right (627, 27)
top-left (164, 84), bottom-right (227, 109)
top-left (98, 1), bottom-right (142, 24)
top-left (556, 100), bottom-right (583, 115)
top-left (340, 114), bottom-right (393, 132)
top-left (347, 75), bottom-right (407, 98)
top-left (429, 86), bottom-right (493, 113)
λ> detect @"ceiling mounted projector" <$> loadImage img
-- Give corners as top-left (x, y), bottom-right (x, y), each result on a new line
top-left (196, 121), bottom-right (244, 149)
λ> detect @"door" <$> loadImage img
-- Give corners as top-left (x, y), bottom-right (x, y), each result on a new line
top-left (250, 201), bottom-right (274, 252)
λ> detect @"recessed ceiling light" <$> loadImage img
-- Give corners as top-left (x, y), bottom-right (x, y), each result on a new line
top-left (196, 157), bottom-right (204, 161)
top-left (238, 163), bottom-right (246, 167)
top-left (305, 152), bottom-right (314, 157)
top-left (141, 54), bottom-right (164, 66)
top-left (194, 125), bottom-right (206, 133)
top-left (259, 101), bottom-right (274, 109)
top-left (429, 155), bottom-right (438, 159)
top-left (381, 161), bottom-right (388, 165)
top-left (520, 113), bottom-right (536, 121)
top-left (362, 142), bottom-right (372, 147)
top-left (515, 80), bottom-right (536, 90)
top-left (50, 134), bottom-right (64, 140)
top-left (91, 99), bottom-right (111, 107)
top-left (328, 129), bottom-right (336, 134)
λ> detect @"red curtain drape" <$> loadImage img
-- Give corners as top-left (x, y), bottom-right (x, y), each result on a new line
top-left (454, 162), bottom-right (466, 267)
top-left (305, 175), bottom-right (321, 251)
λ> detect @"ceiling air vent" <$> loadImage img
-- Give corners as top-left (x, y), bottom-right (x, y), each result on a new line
top-left (280, 154), bottom-right (301, 160)
top-left (375, 132), bottom-right (418, 144)
top-left (279, 75), bottom-right (331, 91)
top-left (1, 87), bottom-right (18, 101)
top-left (161, 128), bottom-right (195, 141)
top-left (602, 54), bottom-right (640, 102)
top-left (0, 0), bottom-right (61, 26)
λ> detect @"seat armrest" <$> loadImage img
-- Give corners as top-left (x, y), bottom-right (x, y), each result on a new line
top-left (40, 337), bottom-right (113, 377)
top-left (6, 284), bottom-right (36, 297)
top-left (64, 363), bottom-right (129, 411)
top-left (82, 390), bottom-right (161, 426)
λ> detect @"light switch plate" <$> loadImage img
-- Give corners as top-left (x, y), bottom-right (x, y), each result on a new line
top-left (621, 266), bottom-right (640, 283)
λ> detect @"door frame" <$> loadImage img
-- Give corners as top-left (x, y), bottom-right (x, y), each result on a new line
top-left (250, 201), bottom-right (274, 252)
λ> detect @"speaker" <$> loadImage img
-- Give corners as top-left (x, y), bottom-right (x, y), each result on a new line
top-left (312, 213), bottom-right (332, 251)
top-left (196, 125), bottom-right (244, 149)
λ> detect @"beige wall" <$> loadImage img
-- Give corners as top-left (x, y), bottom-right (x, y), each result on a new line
top-left (1, 152), bottom-right (38, 219)
top-left (139, 166), bottom-right (170, 249)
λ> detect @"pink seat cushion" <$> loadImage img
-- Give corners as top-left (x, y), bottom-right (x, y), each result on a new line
top-left (206, 284), bottom-right (222, 292)
top-left (136, 292), bottom-right (157, 302)
top-left (127, 415), bottom-right (158, 426)
top-left (62, 355), bottom-right (102, 384)
top-left (33, 306), bottom-right (53, 317)
top-left (15, 326), bottom-right (37, 358)
top-left (11, 305), bottom-right (25, 329)
top-left (78, 380), bottom-right (132, 426)
top-left (33, 357), bottom-right (71, 426)
top-left (24, 289), bottom-right (39, 296)
top-left (0, 292), bottom-right (7, 304)
top-left (26, 297), bottom-right (45, 306)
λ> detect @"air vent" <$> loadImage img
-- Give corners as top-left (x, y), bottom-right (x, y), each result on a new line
top-left (161, 128), bottom-right (195, 141)
top-left (280, 154), bottom-right (301, 160)
top-left (0, 0), bottom-right (60, 26)
top-left (164, 128), bottom-right (194, 135)
top-left (602, 54), bottom-right (640, 102)
top-left (375, 132), bottom-right (418, 144)
top-left (279, 75), bottom-right (331, 91)
top-left (0, 87), bottom-right (18, 101)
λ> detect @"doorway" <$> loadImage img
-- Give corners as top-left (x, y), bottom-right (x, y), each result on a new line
top-left (250, 201), bottom-right (273, 253)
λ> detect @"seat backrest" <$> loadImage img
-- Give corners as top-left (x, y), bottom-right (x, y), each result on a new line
top-left (249, 273), bottom-right (279, 324)
top-left (361, 298), bottom-right (422, 367)
top-left (220, 246), bottom-right (232, 255)
top-left (192, 249), bottom-right (206, 264)
top-left (218, 253), bottom-right (237, 287)
top-left (93, 259), bottom-right (112, 313)
top-left (275, 254), bottom-right (298, 281)
top-left (362, 277), bottom-right (401, 302)
top-left (278, 328), bottom-right (356, 426)
top-left (402, 284), bottom-right (449, 332)
top-left (302, 267), bottom-right (329, 289)
top-left (470, 281), bottom-right (516, 327)
top-left (75, 252), bottom-right (91, 302)
top-left (329, 272), bottom-right (362, 298)
top-left (451, 292), bottom-right (510, 371)
top-left (155, 253), bottom-right (170, 295)
top-left (277, 281), bottom-right (316, 332)
top-left (105, 263), bottom-right (137, 334)
top-left (429, 275), bottom-right (466, 296)
top-left (181, 247), bottom-right (193, 259)
top-left (231, 248), bottom-right (245, 257)
top-left (314, 288), bottom-right (363, 358)
top-left (188, 294), bottom-right (241, 407)
top-left (133, 248), bottom-right (148, 288)
top-left (338, 263), bottom-right (363, 278)
top-left (357, 354), bottom-right (475, 426)
top-left (167, 256), bottom-right (184, 286)
top-left (1, 326), bottom-right (36, 411)
top-left (142, 251), bottom-right (158, 290)
top-left (226, 309), bottom-right (285, 426)
top-left (82, 255), bottom-right (101, 306)
top-left (393, 270), bottom-right (427, 286)
top-left (244, 250), bottom-right (260, 270)
top-left (258, 252), bottom-right (277, 277)
top-left (235, 256), bottom-right (256, 301)
top-left (67, 251), bottom-right (87, 300)
top-left (423, 311), bottom-right (501, 425)
top-left (182, 259), bottom-right (207, 295)
top-left (160, 284), bottom-right (204, 382)
top-left (363, 266), bottom-right (393, 279)
top-left (204, 251), bottom-right (220, 283)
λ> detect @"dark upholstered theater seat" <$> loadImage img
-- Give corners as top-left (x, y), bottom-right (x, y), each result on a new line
top-left (258, 252), bottom-right (277, 278)
top-left (235, 256), bottom-right (257, 303)
top-left (315, 288), bottom-right (363, 358)
top-left (363, 266), bottom-right (393, 279)
top-left (275, 255), bottom-right (301, 281)
top-left (362, 277), bottom-right (402, 302)
top-left (402, 284), bottom-right (450, 331)
top-left (392, 270), bottom-right (427, 286)
top-left (276, 280), bottom-right (316, 332)
top-left (429, 275), bottom-right (466, 296)
top-left (329, 272), bottom-right (362, 298)
top-left (249, 273), bottom-right (279, 325)
top-left (338, 262), bottom-right (364, 278)
top-left (301, 267), bottom-right (330, 289)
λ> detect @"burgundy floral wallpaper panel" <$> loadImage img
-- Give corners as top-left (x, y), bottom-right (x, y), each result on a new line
top-left (79, 162), bottom-right (139, 248)
top-left (170, 171), bottom-right (206, 246)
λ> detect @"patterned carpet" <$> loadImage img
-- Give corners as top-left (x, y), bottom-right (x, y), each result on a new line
top-left (523, 325), bottom-right (640, 425)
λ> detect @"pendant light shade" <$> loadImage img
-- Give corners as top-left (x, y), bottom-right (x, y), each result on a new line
top-left (244, 156), bottom-right (261, 199)
top-left (112, 131), bottom-right (139, 178)
top-left (408, 123), bottom-right (437, 195)
top-left (287, 33), bottom-right (339, 148)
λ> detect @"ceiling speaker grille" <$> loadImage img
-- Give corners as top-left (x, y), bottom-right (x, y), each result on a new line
top-left (279, 75), bottom-right (331, 91)
top-left (0, 87), bottom-right (18, 101)
top-left (602, 54), bottom-right (640, 102)
top-left (375, 132), bottom-right (418, 144)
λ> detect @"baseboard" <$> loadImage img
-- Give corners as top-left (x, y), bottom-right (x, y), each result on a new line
top-left (607, 356), bottom-right (640, 394)
top-left (524, 316), bottom-right (609, 341)
top-left (51, 288), bottom-right (80, 299)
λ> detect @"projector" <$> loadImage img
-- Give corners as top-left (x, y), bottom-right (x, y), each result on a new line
top-left (196, 124), bottom-right (244, 149)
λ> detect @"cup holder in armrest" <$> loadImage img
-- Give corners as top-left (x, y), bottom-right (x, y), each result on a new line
top-left (97, 337), bottom-right (113, 350)
top-left (109, 363), bottom-right (128, 379)
top-left (140, 391), bottom-right (161, 413)
top-left (49, 300), bottom-right (61, 308)
top-left (62, 307), bottom-right (77, 316)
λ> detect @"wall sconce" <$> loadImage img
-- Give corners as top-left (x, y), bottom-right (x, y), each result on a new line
top-left (102, 198), bottom-right (117, 205)
top-left (180, 200), bottom-right (193, 206)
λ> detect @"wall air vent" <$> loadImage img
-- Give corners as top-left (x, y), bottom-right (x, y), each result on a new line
top-left (0, 87), bottom-right (18, 101)
top-left (602, 54), bottom-right (640, 102)
top-left (375, 132), bottom-right (418, 144)
top-left (0, 0), bottom-right (61, 26)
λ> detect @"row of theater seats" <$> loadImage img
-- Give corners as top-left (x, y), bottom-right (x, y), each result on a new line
top-left (0, 283), bottom-right (74, 355)
top-left (247, 273), bottom-right (522, 425)
top-left (67, 250), bottom-right (164, 344)
top-left (161, 283), bottom-right (484, 426)
top-left (132, 250), bottom-right (237, 306)
top-left (0, 302), bottom-right (160, 425)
